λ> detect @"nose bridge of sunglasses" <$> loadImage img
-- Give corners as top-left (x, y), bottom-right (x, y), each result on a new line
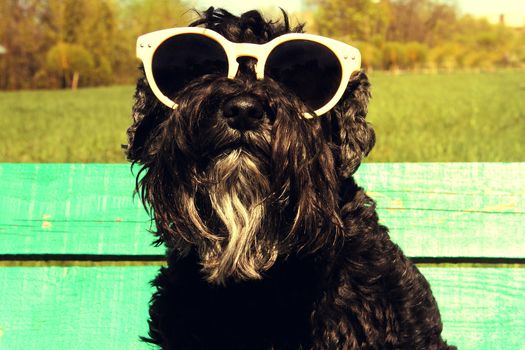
top-left (229, 43), bottom-right (266, 79)
top-left (232, 56), bottom-right (259, 80)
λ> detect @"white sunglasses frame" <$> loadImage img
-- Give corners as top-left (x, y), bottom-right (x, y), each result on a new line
top-left (136, 27), bottom-right (361, 118)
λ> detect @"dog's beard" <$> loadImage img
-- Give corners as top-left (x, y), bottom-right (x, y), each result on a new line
top-left (198, 148), bottom-right (277, 285)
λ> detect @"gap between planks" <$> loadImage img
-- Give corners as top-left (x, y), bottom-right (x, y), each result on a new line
top-left (0, 255), bottom-right (524, 268)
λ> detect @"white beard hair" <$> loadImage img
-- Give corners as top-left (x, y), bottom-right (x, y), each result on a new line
top-left (201, 148), bottom-right (277, 284)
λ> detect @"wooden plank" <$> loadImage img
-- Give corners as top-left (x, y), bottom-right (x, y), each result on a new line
top-left (0, 163), bottom-right (523, 257)
top-left (0, 266), bottom-right (156, 350)
top-left (423, 267), bottom-right (525, 349)
top-left (0, 265), bottom-right (523, 349)
top-left (0, 164), bottom-right (157, 255)
top-left (355, 163), bottom-right (525, 258)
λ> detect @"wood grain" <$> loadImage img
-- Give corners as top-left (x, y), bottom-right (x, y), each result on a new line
top-left (0, 163), bottom-right (523, 257)
top-left (355, 163), bottom-right (525, 258)
top-left (0, 266), bottom-right (523, 350)
top-left (0, 266), bottom-right (155, 350)
top-left (1, 163), bottom-right (523, 349)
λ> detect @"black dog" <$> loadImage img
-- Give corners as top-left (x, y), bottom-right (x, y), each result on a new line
top-left (126, 8), bottom-right (455, 350)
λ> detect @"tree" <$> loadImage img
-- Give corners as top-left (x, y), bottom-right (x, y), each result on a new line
top-left (46, 43), bottom-right (94, 89)
top-left (0, 0), bottom-right (50, 89)
top-left (308, 0), bottom-right (522, 71)
top-left (0, 0), bottom-right (189, 90)
top-left (308, 0), bottom-right (389, 42)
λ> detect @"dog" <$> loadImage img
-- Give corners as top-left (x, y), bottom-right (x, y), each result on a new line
top-left (126, 7), bottom-right (456, 350)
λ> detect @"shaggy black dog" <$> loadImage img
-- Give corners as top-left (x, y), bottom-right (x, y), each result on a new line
top-left (126, 8), bottom-right (456, 350)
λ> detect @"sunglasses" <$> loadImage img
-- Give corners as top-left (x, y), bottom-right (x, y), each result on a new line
top-left (136, 27), bottom-right (361, 118)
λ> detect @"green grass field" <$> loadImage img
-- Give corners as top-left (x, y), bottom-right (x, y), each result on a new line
top-left (0, 70), bottom-right (524, 162)
top-left (367, 70), bottom-right (525, 162)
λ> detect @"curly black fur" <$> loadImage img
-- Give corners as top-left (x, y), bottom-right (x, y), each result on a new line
top-left (126, 7), bottom-right (456, 350)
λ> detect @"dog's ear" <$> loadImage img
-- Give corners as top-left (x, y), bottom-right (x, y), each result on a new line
top-left (125, 73), bottom-right (166, 163)
top-left (333, 70), bottom-right (375, 177)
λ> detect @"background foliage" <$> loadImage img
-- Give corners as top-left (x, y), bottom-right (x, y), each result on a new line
top-left (0, 0), bottom-right (191, 90)
top-left (309, 0), bottom-right (525, 71)
top-left (1, 0), bottom-right (524, 90)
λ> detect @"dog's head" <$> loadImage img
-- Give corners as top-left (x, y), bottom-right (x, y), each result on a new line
top-left (126, 8), bottom-right (375, 284)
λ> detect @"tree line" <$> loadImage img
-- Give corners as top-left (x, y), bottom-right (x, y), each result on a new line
top-left (0, 0), bottom-right (190, 90)
top-left (310, 0), bottom-right (525, 71)
top-left (1, 0), bottom-right (524, 90)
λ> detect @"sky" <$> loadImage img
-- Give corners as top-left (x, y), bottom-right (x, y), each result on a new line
top-left (457, 0), bottom-right (525, 26)
top-left (193, 0), bottom-right (525, 27)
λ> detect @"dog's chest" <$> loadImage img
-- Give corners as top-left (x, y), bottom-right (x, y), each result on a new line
top-left (167, 255), bottom-right (323, 347)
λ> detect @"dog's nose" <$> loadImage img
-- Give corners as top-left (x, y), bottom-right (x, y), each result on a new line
top-left (222, 95), bottom-right (264, 131)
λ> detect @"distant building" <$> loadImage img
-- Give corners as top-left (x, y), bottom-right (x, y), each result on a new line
top-left (0, 45), bottom-right (6, 54)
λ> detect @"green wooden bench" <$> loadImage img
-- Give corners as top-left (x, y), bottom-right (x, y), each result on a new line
top-left (0, 163), bottom-right (523, 349)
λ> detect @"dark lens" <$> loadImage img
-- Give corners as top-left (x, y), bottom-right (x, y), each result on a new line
top-left (265, 40), bottom-right (342, 111)
top-left (152, 34), bottom-right (228, 99)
